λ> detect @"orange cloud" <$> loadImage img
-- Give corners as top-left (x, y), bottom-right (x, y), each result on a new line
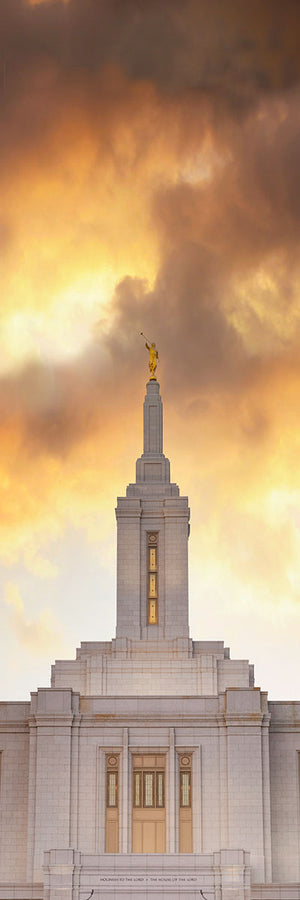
top-left (0, 0), bottom-right (300, 646)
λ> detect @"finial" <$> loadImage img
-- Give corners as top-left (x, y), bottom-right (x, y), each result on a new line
top-left (140, 332), bottom-right (159, 380)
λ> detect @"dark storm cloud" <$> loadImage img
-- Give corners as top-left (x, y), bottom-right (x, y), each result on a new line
top-left (0, 243), bottom-right (263, 457)
top-left (107, 247), bottom-right (248, 394)
top-left (0, 352), bottom-right (108, 455)
top-left (0, 0), bottom-right (300, 458)
top-left (1, 0), bottom-right (300, 245)
top-left (0, 238), bottom-right (238, 454)
top-left (1, 0), bottom-right (300, 114)
top-left (1, 77), bottom-right (300, 456)
top-left (152, 86), bottom-right (300, 264)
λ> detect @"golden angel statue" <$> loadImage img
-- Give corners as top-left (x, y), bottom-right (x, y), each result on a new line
top-left (140, 333), bottom-right (159, 380)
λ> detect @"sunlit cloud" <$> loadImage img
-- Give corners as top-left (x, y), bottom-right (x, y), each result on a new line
top-left (23, 547), bottom-right (58, 579)
top-left (0, 271), bottom-right (116, 372)
top-left (3, 583), bottom-right (64, 655)
top-left (1, 0), bottom-right (300, 699)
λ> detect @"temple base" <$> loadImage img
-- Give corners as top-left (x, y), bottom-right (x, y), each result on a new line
top-left (43, 849), bottom-right (251, 900)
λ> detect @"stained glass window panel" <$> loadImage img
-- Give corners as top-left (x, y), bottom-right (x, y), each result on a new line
top-left (107, 772), bottom-right (117, 807)
top-left (144, 772), bottom-right (154, 807)
top-left (180, 771), bottom-right (191, 807)
top-left (156, 772), bottom-right (164, 808)
top-left (133, 771), bottom-right (141, 807)
top-left (149, 573), bottom-right (157, 598)
top-left (148, 599), bottom-right (157, 624)
top-left (149, 547), bottom-right (157, 570)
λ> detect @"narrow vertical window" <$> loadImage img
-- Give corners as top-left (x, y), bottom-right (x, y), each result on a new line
top-left (180, 771), bottom-right (191, 807)
top-left (147, 533), bottom-right (158, 624)
top-left (105, 754), bottom-right (119, 852)
top-left (143, 771), bottom-right (154, 807)
top-left (156, 771), bottom-right (164, 808)
top-left (179, 754), bottom-right (193, 852)
top-left (133, 771), bottom-right (142, 807)
top-left (107, 771), bottom-right (118, 807)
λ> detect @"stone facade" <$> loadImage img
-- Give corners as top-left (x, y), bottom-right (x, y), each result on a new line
top-left (0, 380), bottom-right (299, 900)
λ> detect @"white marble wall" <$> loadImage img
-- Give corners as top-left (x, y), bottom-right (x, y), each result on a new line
top-left (269, 702), bottom-right (300, 883)
top-left (0, 702), bottom-right (29, 882)
top-left (1, 688), bottom-right (300, 894)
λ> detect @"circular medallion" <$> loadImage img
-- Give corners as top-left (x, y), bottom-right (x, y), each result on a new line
top-left (181, 755), bottom-right (191, 766)
top-left (107, 755), bottom-right (118, 767)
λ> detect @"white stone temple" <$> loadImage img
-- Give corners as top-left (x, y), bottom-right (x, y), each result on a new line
top-left (0, 370), bottom-right (300, 900)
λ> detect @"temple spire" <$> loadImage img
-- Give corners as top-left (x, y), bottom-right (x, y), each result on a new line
top-left (115, 370), bottom-right (190, 641)
top-left (143, 380), bottom-right (163, 455)
top-left (135, 380), bottom-right (170, 485)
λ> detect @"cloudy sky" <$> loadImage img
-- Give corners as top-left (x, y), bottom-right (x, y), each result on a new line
top-left (1, 0), bottom-right (300, 701)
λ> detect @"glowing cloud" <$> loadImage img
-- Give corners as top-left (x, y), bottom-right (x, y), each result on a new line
top-left (4, 583), bottom-right (64, 655)
top-left (1, 0), bottom-right (300, 699)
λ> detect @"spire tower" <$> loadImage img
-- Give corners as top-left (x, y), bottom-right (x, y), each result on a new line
top-left (115, 379), bottom-right (190, 642)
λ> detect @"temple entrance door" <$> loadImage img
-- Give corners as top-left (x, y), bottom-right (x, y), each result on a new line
top-left (132, 754), bottom-right (166, 853)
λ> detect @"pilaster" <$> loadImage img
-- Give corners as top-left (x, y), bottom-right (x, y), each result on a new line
top-left (26, 715), bottom-right (38, 882)
top-left (29, 689), bottom-right (79, 881)
top-left (213, 849), bottom-right (251, 900)
top-left (120, 727), bottom-right (129, 853)
top-left (218, 715), bottom-right (229, 849)
top-left (168, 728), bottom-right (176, 852)
top-left (193, 743), bottom-right (202, 852)
top-left (43, 849), bottom-right (81, 900)
top-left (261, 696), bottom-right (272, 882)
top-left (69, 712), bottom-right (82, 850)
top-left (225, 689), bottom-right (267, 882)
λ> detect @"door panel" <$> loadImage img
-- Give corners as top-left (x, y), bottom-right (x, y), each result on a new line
top-left (132, 820), bottom-right (142, 853)
top-left (132, 809), bottom-right (166, 852)
top-left (179, 808), bottom-right (193, 853)
top-left (105, 810), bottom-right (118, 853)
top-left (143, 820), bottom-right (156, 851)
top-left (156, 818), bottom-right (166, 852)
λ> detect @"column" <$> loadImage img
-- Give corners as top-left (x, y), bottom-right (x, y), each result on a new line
top-left (261, 703), bottom-right (272, 882)
top-left (120, 727), bottom-right (129, 852)
top-left (26, 715), bottom-right (37, 882)
top-left (218, 714), bottom-right (229, 849)
top-left (43, 849), bottom-right (81, 900)
top-left (168, 728), bottom-right (176, 852)
top-left (96, 748), bottom-right (106, 853)
top-left (225, 689), bottom-right (265, 882)
top-left (30, 689), bottom-right (78, 881)
top-left (69, 712), bottom-right (81, 849)
top-left (193, 745), bottom-right (202, 852)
